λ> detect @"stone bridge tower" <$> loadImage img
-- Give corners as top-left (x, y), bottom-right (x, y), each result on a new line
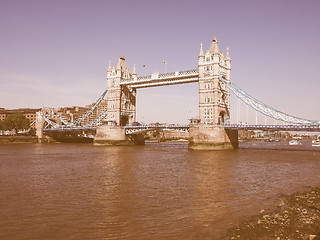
top-left (106, 56), bottom-right (136, 126)
top-left (198, 35), bottom-right (231, 125)
top-left (189, 36), bottom-right (237, 150)
top-left (94, 56), bottom-right (143, 146)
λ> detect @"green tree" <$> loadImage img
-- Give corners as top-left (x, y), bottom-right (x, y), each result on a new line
top-left (4, 113), bottom-right (30, 133)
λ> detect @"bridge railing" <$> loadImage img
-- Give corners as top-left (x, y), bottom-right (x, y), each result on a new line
top-left (120, 69), bottom-right (199, 85)
top-left (125, 125), bottom-right (190, 134)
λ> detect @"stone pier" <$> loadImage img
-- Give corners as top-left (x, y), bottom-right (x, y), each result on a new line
top-left (35, 112), bottom-right (45, 143)
top-left (189, 124), bottom-right (238, 150)
top-left (93, 125), bottom-right (144, 146)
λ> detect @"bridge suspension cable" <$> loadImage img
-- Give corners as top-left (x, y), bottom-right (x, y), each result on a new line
top-left (42, 115), bottom-right (59, 128)
top-left (71, 89), bottom-right (107, 126)
top-left (83, 108), bottom-right (108, 127)
top-left (219, 76), bottom-right (319, 125)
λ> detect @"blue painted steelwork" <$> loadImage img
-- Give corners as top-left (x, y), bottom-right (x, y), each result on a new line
top-left (29, 119), bottom-right (36, 127)
top-left (83, 109), bottom-right (108, 127)
top-left (125, 125), bottom-right (190, 134)
top-left (39, 69), bottom-right (320, 132)
top-left (225, 124), bottom-right (320, 132)
top-left (72, 89), bottom-right (107, 126)
top-left (42, 123), bottom-right (320, 134)
top-left (43, 126), bottom-right (97, 132)
top-left (59, 117), bottom-right (72, 126)
top-left (43, 115), bottom-right (59, 128)
top-left (219, 76), bottom-right (320, 125)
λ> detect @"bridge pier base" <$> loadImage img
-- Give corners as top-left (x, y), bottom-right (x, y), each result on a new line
top-left (35, 112), bottom-right (46, 143)
top-left (189, 124), bottom-right (238, 150)
top-left (93, 125), bottom-right (144, 146)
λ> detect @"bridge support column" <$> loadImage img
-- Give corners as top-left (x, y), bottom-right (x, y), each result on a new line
top-left (189, 124), bottom-right (238, 150)
top-left (93, 125), bottom-right (144, 146)
top-left (35, 112), bottom-right (45, 143)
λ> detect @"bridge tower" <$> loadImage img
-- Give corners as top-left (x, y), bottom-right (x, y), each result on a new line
top-left (35, 111), bottom-right (45, 142)
top-left (94, 56), bottom-right (143, 145)
top-left (198, 35), bottom-right (231, 125)
top-left (189, 36), bottom-right (237, 150)
top-left (106, 55), bottom-right (136, 126)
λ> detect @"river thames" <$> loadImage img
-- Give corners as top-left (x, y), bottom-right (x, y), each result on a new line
top-left (1, 142), bottom-right (320, 239)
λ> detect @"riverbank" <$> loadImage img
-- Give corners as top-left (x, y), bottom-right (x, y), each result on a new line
top-left (222, 187), bottom-right (320, 240)
top-left (0, 135), bottom-right (37, 143)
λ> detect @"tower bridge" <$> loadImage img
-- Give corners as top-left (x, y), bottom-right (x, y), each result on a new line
top-left (36, 36), bottom-right (320, 149)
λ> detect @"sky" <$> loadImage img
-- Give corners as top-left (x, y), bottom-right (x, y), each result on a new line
top-left (1, 0), bottom-right (319, 124)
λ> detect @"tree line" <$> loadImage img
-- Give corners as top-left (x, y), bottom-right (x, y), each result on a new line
top-left (0, 113), bottom-right (30, 133)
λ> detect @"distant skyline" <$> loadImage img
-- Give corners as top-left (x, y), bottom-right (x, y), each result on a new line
top-left (1, 0), bottom-right (319, 124)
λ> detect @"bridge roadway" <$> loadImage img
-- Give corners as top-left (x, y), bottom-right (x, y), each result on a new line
top-left (126, 124), bottom-right (320, 134)
top-left (43, 124), bottom-right (320, 134)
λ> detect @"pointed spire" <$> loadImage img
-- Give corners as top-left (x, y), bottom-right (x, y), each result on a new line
top-left (108, 60), bottom-right (112, 71)
top-left (199, 42), bottom-right (204, 57)
top-left (116, 59), bottom-right (121, 70)
top-left (132, 64), bottom-right (137, 75)
top-left (226, 47), bottom-right (231, 61)
top-left (116, 54), bottom-right (128, 70)
top-left (221, 52), bottom-right (225, 62)
top-left (209, 34), bottom-right (220, 54)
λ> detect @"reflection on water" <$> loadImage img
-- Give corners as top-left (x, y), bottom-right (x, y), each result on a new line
top-left (1, 142), bottom-right (320, 239)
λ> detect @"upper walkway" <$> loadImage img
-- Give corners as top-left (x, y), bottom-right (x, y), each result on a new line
top-left (120, 69), bottom-right (199, 88)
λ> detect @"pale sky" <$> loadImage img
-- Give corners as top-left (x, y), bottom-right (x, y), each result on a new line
top-left (1, 0), bottom-right (319, 124)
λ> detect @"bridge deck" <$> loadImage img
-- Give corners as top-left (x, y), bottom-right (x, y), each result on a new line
top-left (43, 124), bottom-right (320, 134)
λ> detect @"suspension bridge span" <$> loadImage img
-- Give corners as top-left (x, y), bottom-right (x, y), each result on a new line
top-left (36, 36), bottom-right (319, 149)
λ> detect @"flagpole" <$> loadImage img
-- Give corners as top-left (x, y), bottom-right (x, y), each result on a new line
top-left (143, 65), bottom-right (147, 76)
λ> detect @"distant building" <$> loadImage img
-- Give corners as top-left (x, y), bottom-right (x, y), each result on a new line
top-left (239, 130), bottom-right (255, 140)
top-left (144, 123), bottom-right (189, 140)
top-left (1, 98), bottom-right (109, 128)
top-left (0, 108), bottom-right (41, 127)
top-left (58, 106), bottom-right (90, 123)
top-left (57, 100), bottom-right (108, 125)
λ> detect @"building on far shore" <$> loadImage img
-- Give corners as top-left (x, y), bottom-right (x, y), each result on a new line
top-left (57, 99), bottom-right (108, 125)
top-left (0, 108), bottom-right (41, 127)
top-left (1, 99), bottom-right (109, 130)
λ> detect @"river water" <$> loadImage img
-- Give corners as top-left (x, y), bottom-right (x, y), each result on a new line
top-left (1, 142), bottom-right (320, 240)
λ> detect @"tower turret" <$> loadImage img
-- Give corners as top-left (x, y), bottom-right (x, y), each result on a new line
top-left (209, 34), bottom-right (220, 55)
top-left (108, 60), bottom-right (112, 72)
top-left (225, 47), bottom-right (231, 81)
top-left (107, 60), bottom-right (112, 78)
top-left (225, 48), bottom-right (231, 64)
top-left (199, 42), bottom-right (204, 59)
top-left (132, 64), bottom-right (137, 77)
